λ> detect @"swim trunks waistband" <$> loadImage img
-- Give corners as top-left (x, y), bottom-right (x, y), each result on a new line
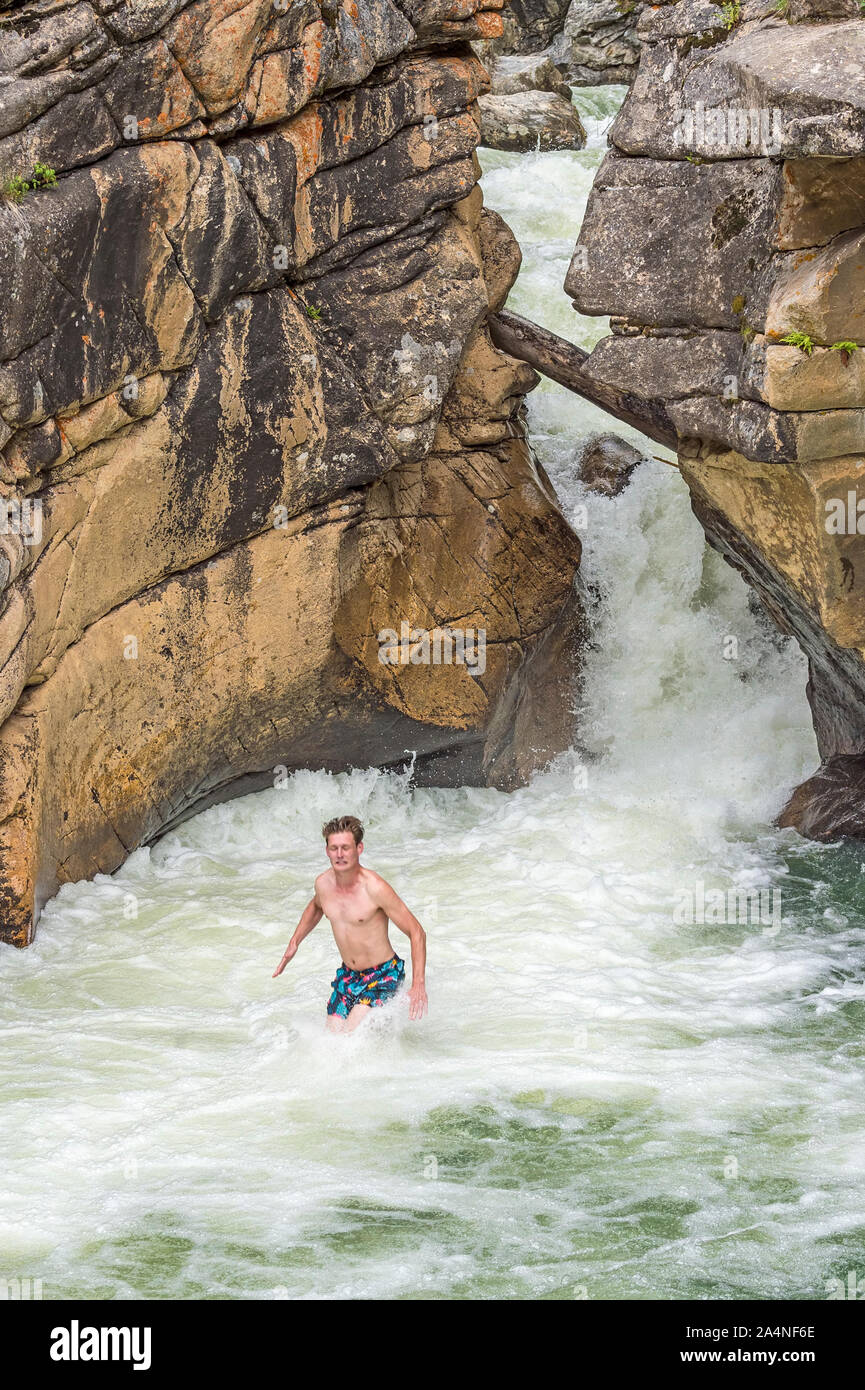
top-left (340, 953), bottom-right (399, 975)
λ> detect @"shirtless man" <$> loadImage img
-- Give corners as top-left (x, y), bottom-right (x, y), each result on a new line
top-left (272, 814), bottom-right (428, 1033)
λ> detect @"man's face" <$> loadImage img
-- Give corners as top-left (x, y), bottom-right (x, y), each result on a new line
top-left (326, 833), bottom-right (361, 870)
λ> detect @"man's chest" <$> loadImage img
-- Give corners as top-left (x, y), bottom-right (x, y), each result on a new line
top-left (322, 887), bottom-right (380, 926)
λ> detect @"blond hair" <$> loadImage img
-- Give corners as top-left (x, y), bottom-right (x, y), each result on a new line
top-left (322, 814), bottom-right (364, 845)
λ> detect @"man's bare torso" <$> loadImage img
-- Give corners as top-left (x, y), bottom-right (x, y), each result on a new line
top-left (315, 866), bottom-right (395, 970)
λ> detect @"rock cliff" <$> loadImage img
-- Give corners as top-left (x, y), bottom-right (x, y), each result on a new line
top-left (566, 0), bottom-right (865, 840)
top-left (0, 0), bottom-right (585, 944)
top-left (480, 0), bottom-right (648, 86)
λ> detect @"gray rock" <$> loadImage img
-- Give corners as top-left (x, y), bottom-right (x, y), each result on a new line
top-left (551, 0), bottom-right (646, 86)
top-left (612, 18), bottom-right (865, 160)
top-left (486, 50), bottom-right (572, 101)
top-left (478, 91), bottom-right (587, 152)
top-left (576, 431), bottom-right (645, 494)
top-left (582, 331), bottom-right (743, 402)
top-left (488, 0), bottom-right (573, 55)
top-left (566, 152), bottom-right (783, 328)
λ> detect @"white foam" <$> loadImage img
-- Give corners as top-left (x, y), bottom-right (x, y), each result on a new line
top-left (2, 111), bottom-right (862, 1303)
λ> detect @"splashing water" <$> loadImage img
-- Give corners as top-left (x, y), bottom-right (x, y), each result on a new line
top-left (2, 91), bottom-right (864, 1303)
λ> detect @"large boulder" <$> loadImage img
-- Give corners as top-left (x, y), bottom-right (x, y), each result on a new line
top-left (478, 90), bottom-right (587, 151)
top-left (613, 12), bottom-right (865, 160)
top-left (485, 49), bottom-right (573, 100)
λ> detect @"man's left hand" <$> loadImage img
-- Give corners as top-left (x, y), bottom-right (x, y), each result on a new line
top-left (407, 982), bottom-right (428, 1021)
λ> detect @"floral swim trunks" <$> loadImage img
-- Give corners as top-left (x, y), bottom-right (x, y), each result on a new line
top-left (327, 953), bottom-right (405, 1019)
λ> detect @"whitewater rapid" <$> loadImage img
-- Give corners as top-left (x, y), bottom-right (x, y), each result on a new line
top-left (2, 90), bottom-right (864, 1302)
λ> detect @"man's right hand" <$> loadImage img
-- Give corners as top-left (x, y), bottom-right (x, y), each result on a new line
top-left (272, 941), bottom-right (297, 977)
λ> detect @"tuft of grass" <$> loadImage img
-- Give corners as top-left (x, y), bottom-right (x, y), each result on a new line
top-left (780, 331), bottom-right (814, 355)
top-left (731, 293), bottom-right (755, 340)
top-left (2, 161), bottom-right (58, 203)
top-left (718, 0), bottom-right (741, 28)
top-left (2, 173), bottom-right (29, 202)
top-left (773, 0), bottom-right (789, 15)
top-left (305, 303), bottom-right (322, 321)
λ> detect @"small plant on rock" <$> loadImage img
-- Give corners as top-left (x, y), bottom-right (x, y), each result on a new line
top-left (780, 331), bottom-right (815, 355)
top-left (2, 162), bottom-right (58, 203)
top-left (731, 293), bottom-right (756, 341)
top-left (773, 0), bottom-right (790, 15)
top-left (830, 340), bottom-right (860, 366)
top-left (305, 303), bottom-right (322, 321)
top-left (719, 0), bottom-right (742, 28)
top-left (30, 161), bottom-right (57, 190)
top-left (2, 173), bottom-right (30, 202)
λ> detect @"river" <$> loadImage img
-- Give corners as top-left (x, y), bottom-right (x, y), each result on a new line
top-left (2, 89), bottom-right (864, 1302)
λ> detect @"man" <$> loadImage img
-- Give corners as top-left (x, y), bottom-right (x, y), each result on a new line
top-left (273, 815), bottom-right (428, 1033)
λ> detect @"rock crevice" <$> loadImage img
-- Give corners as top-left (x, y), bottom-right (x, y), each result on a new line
top-left (0, 0), bottom-right (584, 943)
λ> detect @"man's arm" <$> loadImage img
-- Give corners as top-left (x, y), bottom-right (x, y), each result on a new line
top-left (370, 877), bottom-right (428, 1020)
top-left (272, 889), bottom-right (324, 977)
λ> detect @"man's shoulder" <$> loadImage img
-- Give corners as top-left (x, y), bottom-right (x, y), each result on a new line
top-left (314, 869), bottom-right (332, 893)
top-left (361, 866), bottom-right (391, 894)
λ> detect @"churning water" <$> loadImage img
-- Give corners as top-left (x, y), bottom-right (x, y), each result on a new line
top-left (2, 89), bottom-right (864, 1302)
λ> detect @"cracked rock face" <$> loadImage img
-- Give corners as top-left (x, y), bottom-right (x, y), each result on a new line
top-left (550, 0), bottom-right (647, 86)
top-left (0, 0), bottom-right (584, 944)
top-left (566, 3), bottom-right (865, 841)
top-left (479, 0), bottom-right (648, 87)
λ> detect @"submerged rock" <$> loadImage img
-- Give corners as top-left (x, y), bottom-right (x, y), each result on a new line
top-left (478, 91), bottom-right (587, 151)
top-left (577, 432), bottom-right (645, 496)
